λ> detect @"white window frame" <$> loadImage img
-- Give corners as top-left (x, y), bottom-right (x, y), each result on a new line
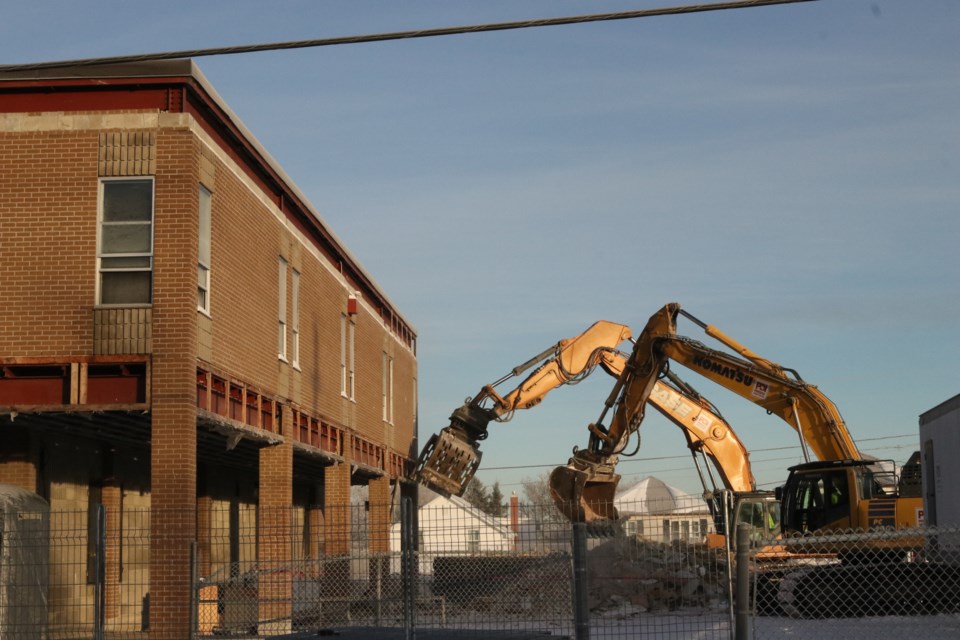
top-left (340, 313), bottom-right (355, 400)
top-left (278, 257), bottom-right (287, 361)
top-left (291, 269), bottom-right (301, 369)
top-left (382, 352), bottom-right (394, 424)
top-left (467, 529), bottom-right (480, 553)
top-left (97, 177), bottom-right (155, 306)
top-left (197, 185), bottom-right (212, 314)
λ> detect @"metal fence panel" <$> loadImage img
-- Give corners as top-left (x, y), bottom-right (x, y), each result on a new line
top-left (750, 525), bottom-right (960, 640)
top-left (582, 496), bottom-right (734, 640)
top-left (45, 495), bottom-right (960, 639)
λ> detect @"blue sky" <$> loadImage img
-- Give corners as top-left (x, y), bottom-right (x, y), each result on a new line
top-left (3, 1), bottom-right (957, 497)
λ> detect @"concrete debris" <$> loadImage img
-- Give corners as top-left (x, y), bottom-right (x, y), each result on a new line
top-left (585, 537), bottom-right (727, 613)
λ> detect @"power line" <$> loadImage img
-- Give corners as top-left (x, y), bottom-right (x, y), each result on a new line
top-left (480, 432), bottom-right (919, 472)
top-left (0, 0), bottom-right (819, 73)
top-left (486, 434), bottom-right (920, 488)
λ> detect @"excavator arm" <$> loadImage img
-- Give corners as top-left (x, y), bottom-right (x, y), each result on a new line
top-left (413, 320), bottom-right (632, 496)
top-left (550, 302), bottom-right (860, 522)
top-left (600, 352), bottom-right (756, 495)
top-left (413, 316), bottom-right (760, 507)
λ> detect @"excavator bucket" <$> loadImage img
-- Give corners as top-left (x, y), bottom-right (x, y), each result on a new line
top-left (413, 428), bottom-right (482, 497)
top-left (548, 464), bottom-right (620, 523)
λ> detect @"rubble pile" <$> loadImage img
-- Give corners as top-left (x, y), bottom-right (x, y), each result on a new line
top-left (586, 537), bottom-right (728, 615)
top-left (433, 553), bottom-right (573, 616)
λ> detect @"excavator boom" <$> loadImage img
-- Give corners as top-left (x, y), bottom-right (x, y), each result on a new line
top-left (414, 315), bottom-right (760, 514)
top-left (549, 302), bottom-right (860, 522)
top-left (414, 320), bottom-right (632, 496)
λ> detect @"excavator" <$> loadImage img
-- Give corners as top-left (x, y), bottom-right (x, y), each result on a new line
top-left (412, 319), bottom-right (781, 548)
top-left (545, 303), bottom-right (922, 537)
top-left (543, 303), bottom-right (938, 617)
top-left (414, 305), bottom-right (947, 617)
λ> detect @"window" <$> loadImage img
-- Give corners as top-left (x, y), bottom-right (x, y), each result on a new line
top-left (340, 314), bottom-right (355, 400)
top-left (382, 352), bottom-right (393, 423)
top-left (291, 269), bottom-right (300, 368)
top-left (197, 185), bottom-right (212, 313)
top-left (782, 470), bottom-right (851, 533)
top-left (278, 257), bottom-right (287, 360)
top-left (467, 529), bottom-right (480, 553)
top-left (98, 178), bottom-right (153, 305)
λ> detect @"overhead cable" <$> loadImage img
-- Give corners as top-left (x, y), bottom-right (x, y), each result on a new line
top-left (0, 0), bottom-right (819, 72)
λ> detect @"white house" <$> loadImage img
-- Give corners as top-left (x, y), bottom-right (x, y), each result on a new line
top-left (389, 490), bottom-right (517, 575)
top-left (614, 476), bottom-right (714, 543)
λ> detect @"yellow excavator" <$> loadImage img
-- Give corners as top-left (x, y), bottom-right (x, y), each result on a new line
top-left (415, 306), bottom-right (941, 617)
top-left (412, 319), bottom-right (781, 547)
top-left (546, 303), bottom-right (922, 541)
top-left (543, 304), bottom-right (941, 618)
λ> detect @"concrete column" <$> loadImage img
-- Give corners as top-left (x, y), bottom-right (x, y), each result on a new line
top-left (257, 404), bottom-right (294, 635)
top-left (322, 463), bottom-right (352, 597)
top-left (368, 476), bottom-right (391, 554)
top-left (149, 401), bottom-right (197, 638)
top-left (147, 127), bottom-right (201, 639)
top-left (306, 484), bottom-right (324, 577)
top-left (367, 476), bottom-right (391, 600)
top-left (196, 495), bottom-right (213, 578)
top-left (102, 483), bottom-right (122, 623)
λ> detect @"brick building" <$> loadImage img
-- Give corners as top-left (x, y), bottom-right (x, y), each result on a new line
top-left (0, 60), bottom-right (418, 637)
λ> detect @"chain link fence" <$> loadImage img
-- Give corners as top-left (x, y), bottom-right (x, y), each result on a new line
top-left (749, 525), bottom-right (960, 639)
top-left (2, 492), bottom-right (960, 639)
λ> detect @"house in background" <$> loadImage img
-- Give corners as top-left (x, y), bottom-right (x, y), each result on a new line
top-left (0, 60), bottom-right (418, 638)
top-left (390, 489), bottom-right (516, 575)
top-left (615, 476), bottom-right (714, 543)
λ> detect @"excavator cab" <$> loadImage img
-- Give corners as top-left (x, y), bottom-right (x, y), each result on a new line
top-left (735, 496), bottom-right (781, 541)
top-left (780, 461), bottom-right (859, 535)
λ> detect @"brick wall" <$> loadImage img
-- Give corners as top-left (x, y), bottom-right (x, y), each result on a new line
top-left (149, 126), bottom-right (200, 640)
top-left (198, 138), bottom-right (417, 462)
top-left (0, 129), bottom-right (99, 356)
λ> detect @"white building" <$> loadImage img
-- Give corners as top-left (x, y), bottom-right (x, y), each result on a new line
top-left (614, 476), bottom-right (714, 543)
top-left (389, 491), bottom-right (516, 575)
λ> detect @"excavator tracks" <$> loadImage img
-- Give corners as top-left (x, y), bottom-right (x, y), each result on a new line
top-left (775, 562), bottom-right (960, 618)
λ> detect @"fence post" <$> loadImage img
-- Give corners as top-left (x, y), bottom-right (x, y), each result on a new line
top-left (400, 497), bottom-right (416, 640)
top-left (189, 541), bottom-right (199, 640)
top-left (572, 522), bottom-right (590, 640)
top-left (93, 505), bottom-right (106, 640)
top-left (735, 523), bottom-right (751, 640)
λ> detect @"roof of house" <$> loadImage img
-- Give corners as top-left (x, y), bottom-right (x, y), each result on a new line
top-left (614, 476), bottom-right (709, 515)
top-left (419, 489), bottom-right (515, 536)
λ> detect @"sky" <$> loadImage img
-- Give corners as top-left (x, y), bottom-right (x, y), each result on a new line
top-left (2, 1), bottom-right (957, 498)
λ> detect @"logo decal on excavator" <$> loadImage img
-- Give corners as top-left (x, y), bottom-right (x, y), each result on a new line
top-left (752, 380), bottom-right (770, 400)
top-left (692, 356), bottom-right (755, 388)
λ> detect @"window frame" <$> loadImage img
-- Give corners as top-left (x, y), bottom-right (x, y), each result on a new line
top-left (340, 313), bottom-right (355, 400)
top-left (382, 351), bottom-right (394, 424)
top-left (278, 257), bottom-right (288, 361)
top-left (96, 177), bottom-right (155, 306)
top-left (197, 184), bottom-right (212, 314)
top-left (291, 269), bottom-right (301, 369)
